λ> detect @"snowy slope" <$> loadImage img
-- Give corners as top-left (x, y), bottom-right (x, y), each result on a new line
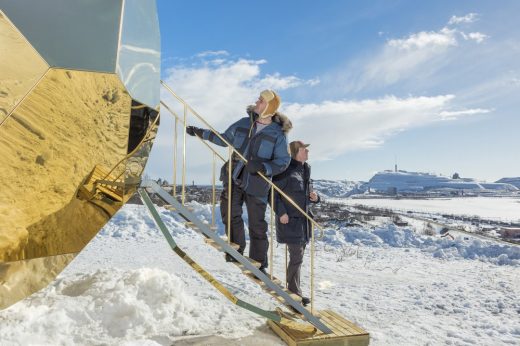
top-left (312, 179), bottom-right (367, 198)
top-left (340, 197), bottom-right (520, 223)
top-left (0, 203), bottom-right (519, 346)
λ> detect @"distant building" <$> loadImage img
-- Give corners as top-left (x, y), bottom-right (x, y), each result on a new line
top-left (367, 170), bottom-right (518, 195)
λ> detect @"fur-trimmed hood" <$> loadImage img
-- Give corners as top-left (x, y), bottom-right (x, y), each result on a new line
top-left (247, 105), bottom-right (292, 134)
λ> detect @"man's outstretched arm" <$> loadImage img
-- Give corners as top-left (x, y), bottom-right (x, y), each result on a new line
top-left (186, 122), bottom-right (238, 147)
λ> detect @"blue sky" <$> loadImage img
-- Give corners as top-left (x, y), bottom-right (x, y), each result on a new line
top-left (147, 0), bottom-right (520, 183)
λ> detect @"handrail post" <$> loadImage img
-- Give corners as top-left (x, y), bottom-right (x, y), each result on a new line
top-left (270, 185), bottom-right (274, 279)
top-left (311, 223), bottom-right (315, 314)
top-left (212, 152), bottom-right (216, 229)
top-left (182, 103), bottom-right (187, 205)
top-left (285, 245), bottom-right (288, 289)
top-left (173, 117), bottom-right (178, 197)
top-left (227, 147), bottom-right (232, 244)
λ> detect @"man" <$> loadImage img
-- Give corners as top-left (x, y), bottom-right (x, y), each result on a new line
top-left (273, 141), bottom-right (320, 306)
top-left (186, 90), bottom-right (292, 273)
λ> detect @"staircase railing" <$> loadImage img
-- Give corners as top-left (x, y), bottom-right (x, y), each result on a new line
top-left (160, 81), bottom-right (326, 313)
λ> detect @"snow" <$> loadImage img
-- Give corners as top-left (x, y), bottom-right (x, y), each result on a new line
top-left (323, 224), bottom-right (520, 266)
top-left (339, 197), bottom-right (520, 222)
top-left (1, 203), bottom-right (519, 345)
top-left (312, 179), bottom-right (366, 198)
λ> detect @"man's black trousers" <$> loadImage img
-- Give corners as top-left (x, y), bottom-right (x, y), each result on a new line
top-left (220, 181), bottom-right (269, 268)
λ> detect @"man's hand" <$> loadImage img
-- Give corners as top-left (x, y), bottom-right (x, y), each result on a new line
top-left (186, 126), bottom-right (204, 137)
top-left (310, 191), bottom-right (319, 202)
top-left (280, 214), bottom-right (289, 224)
top-left (245, 160), bottom-right (266, 175)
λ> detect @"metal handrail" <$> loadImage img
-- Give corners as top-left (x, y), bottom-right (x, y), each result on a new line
top-left (160, 101), bottom-right (226, 162)
top-left (161, 80), bottom-right (324, 239)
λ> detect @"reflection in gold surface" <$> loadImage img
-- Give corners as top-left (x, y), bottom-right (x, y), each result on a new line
top-left (125, 101), bottom-right (160, 189)
top-left (0, 253), bottom-right (75, 309)
top-left (0, 68), bottom-right (131, 265)
top-left (0, 10), bottom-right (48, 125)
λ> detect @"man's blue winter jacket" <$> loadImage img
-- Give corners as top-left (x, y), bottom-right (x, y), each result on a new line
top-left (201, 107), bottom-right (292, 197)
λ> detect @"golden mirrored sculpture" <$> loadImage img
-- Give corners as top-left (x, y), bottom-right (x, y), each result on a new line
top-left (0, 68), bottom-right (131, 263)
top-left (0, 254), bottom-right (76, 309)
top-left (0, 1), bottom-right (160, 309)
top-left (0, 10), bottom-right (48, 124)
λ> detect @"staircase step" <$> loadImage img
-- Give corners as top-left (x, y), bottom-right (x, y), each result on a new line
top-left (244, 271), bottom-right (283, 286)
top-left (204, 238), bottom-right (240, 251)
top-left (235, 258), bottom-right (262, 270)
top-left (165, 205), bottom-right (195, 212)
top-left (270, 290), bottom-right (302, 303)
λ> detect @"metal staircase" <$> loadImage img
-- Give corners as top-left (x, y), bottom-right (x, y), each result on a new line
top-left (137, 81), bottom-right (337, 335)
top-left (139, 180), bottom-right (332, 334)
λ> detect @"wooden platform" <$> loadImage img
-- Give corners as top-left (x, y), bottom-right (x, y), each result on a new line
top-left (268, 310), bottom-right (369, 346)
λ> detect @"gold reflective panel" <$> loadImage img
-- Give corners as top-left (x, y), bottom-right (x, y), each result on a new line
top-left (0, 68), bottom-right (133, 308)
top-left (0, 254), bottom-right (75, 309)
top-left (0, 10), bottom-right (48, 124)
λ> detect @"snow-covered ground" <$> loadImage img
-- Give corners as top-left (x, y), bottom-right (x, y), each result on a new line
top-left (1, 203), bottom-right (519, 345)
top-left (339, 197), bottom-right (520, 223)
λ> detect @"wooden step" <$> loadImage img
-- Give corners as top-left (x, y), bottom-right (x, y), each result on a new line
top-left (244, 271), bottom-right (283, 286)
top-left (274, 291), bottom-right (303, 304)
top-left (164, 205), bottom-right (195, 212)
top-left (204, 238), bottom-right (240, 251)
top-left (268, 309), bottom-right (370, 346)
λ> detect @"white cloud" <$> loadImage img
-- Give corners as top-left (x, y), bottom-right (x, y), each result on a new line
top-left (284, 96), bottom-right (489, 160)
top-left (196, 50), bottom-right (229, 58)
top-left (162, 57), bottom-right (318, 130)
top-left (439, 108), bottom-right (491, 120)
top-left (344, 17), bottom-right (489, 91)
top-left (353, 28), bottom-right (458, 90)
top-left (448, 13), bottom-right (479, 25)
top-left (388, 28), bottom-right (457, 50)
top-left (461, 32), bottom-right (489, 43)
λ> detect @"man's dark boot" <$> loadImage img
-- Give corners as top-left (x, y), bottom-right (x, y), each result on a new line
top-left (252, 266), bottom-right (268, 280)
top-left (225, 253), bottom-right (238, 263)
top-left (225, 249), bottom-right (243, 263)
top-left (301, 297), bottom-right (311, 307)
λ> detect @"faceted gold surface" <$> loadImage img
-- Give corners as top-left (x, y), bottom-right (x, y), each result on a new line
top-left (0, 10), bottom-right (48, 124)
top-left (0, 1), bottom-right (161, 310)
top-left (0, 68), bottom-right (131, 264)
top-left (0, 253), bottom-right (75, 309)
